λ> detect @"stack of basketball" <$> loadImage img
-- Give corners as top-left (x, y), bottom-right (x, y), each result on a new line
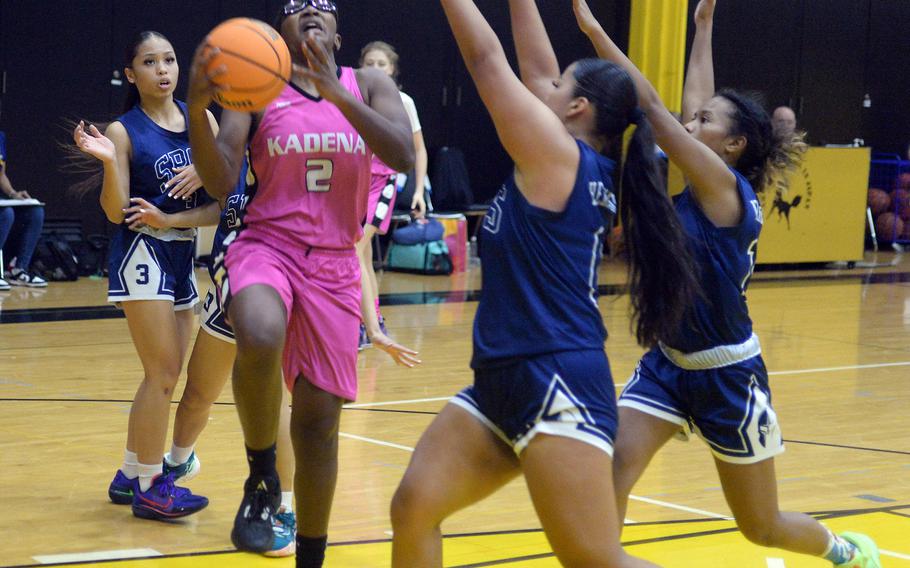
top-left (869, 173), bottom-right (910, 242)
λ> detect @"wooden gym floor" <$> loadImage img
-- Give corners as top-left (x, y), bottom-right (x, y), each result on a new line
top-left (1, 252), bottom-right (908, 567)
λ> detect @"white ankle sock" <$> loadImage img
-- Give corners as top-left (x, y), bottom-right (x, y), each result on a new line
top-left (280, 491), bottom-right (294, 513)
top-left (168, 443), bottom-right (195, 466)
top-left (137, 462), bottom-right (163, 492)
top-left (122, 450), bottom-right (139, 479)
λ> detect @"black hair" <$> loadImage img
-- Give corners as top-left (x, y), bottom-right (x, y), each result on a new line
top-left (573, 59), bottom-right (700, 348)
top-left (122, 31), bottom-right (171, 112)
top-left (716, 89), bottom-right (807, 192)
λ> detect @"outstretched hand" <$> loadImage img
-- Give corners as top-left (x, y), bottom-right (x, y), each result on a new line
top-left (187, 42), bottom-right (227, 113)
top-left (694, 0), bottom-right (716, 25)
top-left (573, 0), bottom-right (601, 36)
top-left (123, 197), bottom-right (170, 230)
top-left (166, 164), bottom-right (203, 200)
top-left (73, 121), bottom-right (116, 164)
top-left (370, 331), bottom-right (422, 368)
top-left (293, 35), bottom-right (345, 104)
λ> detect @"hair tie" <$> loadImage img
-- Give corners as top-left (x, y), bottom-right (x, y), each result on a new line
top-left (629, 108), bottom-right (645, 125)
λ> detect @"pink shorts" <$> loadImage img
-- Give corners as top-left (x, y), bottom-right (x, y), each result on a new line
top-left (223, 231), bottom-right (361, 401)
top-left (365, 173), bottom-right (397, 234)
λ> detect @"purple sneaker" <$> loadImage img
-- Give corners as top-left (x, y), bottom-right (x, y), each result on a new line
top-left (108, 469), bottom-right (137, 505)
top-left (131, 473), bottom-right (209, 520)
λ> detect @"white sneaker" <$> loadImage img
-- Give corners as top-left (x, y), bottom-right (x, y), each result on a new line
top-left (9, 269), bottom-right (48, 288)
top-left (0, 278), bottom-right (9, 291)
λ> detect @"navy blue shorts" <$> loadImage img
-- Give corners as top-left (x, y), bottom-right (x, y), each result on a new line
top-left (619, 348), bottom-right (784, 464)
top-left (107, 231), bottom-right (198, 310)
top-left (452, 349), bottom-right (618, 456)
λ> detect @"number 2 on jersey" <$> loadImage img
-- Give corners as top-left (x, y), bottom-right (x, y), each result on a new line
top-left (306, 159), bottom-right (334, 192)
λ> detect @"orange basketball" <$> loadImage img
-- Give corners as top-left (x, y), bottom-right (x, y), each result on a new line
top-left (205, 18), bottom-right (291, 112)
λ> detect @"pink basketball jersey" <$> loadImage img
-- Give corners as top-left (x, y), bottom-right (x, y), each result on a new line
top-left (246, 67), bottom-right (372, 249)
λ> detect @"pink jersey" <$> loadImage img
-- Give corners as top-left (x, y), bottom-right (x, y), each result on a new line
top-left (246, 67), bottom-right (372, 249)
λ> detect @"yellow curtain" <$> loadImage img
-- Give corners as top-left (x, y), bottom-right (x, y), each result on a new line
top-left (628, 0), bottom-right (688, 113)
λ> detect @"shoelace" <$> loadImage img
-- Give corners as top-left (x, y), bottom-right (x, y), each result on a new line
top-left (245, 485), bottom-right (274, 521)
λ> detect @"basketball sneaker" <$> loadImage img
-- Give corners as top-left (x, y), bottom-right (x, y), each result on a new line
top-left (108, 469), bottom-right (137, 505)
top-left (131, 473), bottom-right (209, 521)
top-left (163, 451), bottom-right (201, 482)
top-left (358, 323), bottom-right (371, 351)
top-left (835, 532), bottom-right (881, 568)
top-left (264, 509), bottom-right (297, 557)
top-left (231, 475), bottom-right (281, 552)
top-left (8, 268), bottom-right (47, 288)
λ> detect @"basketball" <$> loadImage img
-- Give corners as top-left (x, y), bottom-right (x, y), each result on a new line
top-left (893, 189), bottom-right (910, 221)
top-left (875, 212), bottom-right (904, 242)
top-left (898, 172), bottom-right (910, 190)
top-left (205, 18), bottom-right (292, 112)
top-left (868, 187), bottom-right (891, 216)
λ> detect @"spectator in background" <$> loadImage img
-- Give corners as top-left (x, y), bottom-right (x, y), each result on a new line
top-left (0, 131), bottom-right (48, 289)
top-left (772, 105), bottom-right (797, 139)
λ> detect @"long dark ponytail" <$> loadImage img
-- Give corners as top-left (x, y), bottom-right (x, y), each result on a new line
top-left (716, 89), bottom-right (807, 193)
top-left (573, 59), bottom-right (699, 348)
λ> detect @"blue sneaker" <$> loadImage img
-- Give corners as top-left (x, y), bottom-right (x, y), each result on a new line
top-left (264, 509), bottom-right (297, 557)
top-left (163, 451), bottom-right (201, 482)
top-left (131, 473), bottom-right (209, 520)
top-left (108, 470), bottom-right (137, 505)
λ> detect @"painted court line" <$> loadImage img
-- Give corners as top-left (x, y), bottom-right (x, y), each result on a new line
top-left (343, 360), bottom-right (910, 410)
top-left (768, 360), bottom-right (910, 376)
top-left (766, 559), bottom-right (786, 568)
top-left (33, 548), bottom-right (162, 564)
top-left (628, 495), bottom-right (731, 520)
top-left (881, 549), bottom-right (910, 561)
top-left (339, 431), bottom-right (728, 523)
top-left (339, 432), bottom-right (415, 452)
top-left (344, 396), bottom-right (452, 409)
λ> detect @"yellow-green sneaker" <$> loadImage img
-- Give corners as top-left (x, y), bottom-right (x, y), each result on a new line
top-left (836, 532), bottom-right (881, 568)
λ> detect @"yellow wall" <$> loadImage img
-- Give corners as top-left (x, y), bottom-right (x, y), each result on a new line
top-left (668, 148), bottom-right (870, 264)
top-left (628, 0), bottom-right (688, 113)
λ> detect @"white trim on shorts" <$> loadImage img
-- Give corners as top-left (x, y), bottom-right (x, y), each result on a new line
top-left (449, 395), bottom-right (512, 448)
top-left (659, 333), bottom-right (761, 370)
top-left (199, 290), bottom-right (236, 344)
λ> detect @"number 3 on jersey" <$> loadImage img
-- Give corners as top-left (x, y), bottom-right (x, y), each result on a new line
top-left (306, 159), bottom-right (334, 192)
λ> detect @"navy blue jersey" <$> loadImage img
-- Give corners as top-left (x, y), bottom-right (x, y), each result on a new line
top-left (116, 101), bottom-right (210, 218)
top-left (666, 169), bottom-right (763, 352)
top-left (472, 141), bottom-right (617, 368)
top-left (211, 157), bottom-right (255, 263)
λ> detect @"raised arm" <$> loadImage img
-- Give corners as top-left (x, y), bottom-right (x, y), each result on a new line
top-left (441, 0), bottom-right (578, 211)
top-left (682, 0), bottom-right (716, 122)
top-left (573, 0), bottom-right (739, 226)
top-left (73, 120), bottom-right (131, 224)
top-left (186, 45), bottom-right (250, 200)
top-left (508, 0), bottom-right (561, 101)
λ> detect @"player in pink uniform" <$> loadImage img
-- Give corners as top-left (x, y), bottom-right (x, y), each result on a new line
top-left (186, 1), bottom-right (418, 565)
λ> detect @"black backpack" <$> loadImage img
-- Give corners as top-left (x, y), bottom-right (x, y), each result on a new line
top-left (33, 232), bottom-right (80, 281)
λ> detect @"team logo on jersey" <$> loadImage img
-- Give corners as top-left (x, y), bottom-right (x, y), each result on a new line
top-left (483, 186), bottom-right (508, 235)
top-left (589, 181), bottom-right (617, 214)
top-left (154, 148), bottom-right (192, 194)
top-left (266, 132), bottom-right (366, 157)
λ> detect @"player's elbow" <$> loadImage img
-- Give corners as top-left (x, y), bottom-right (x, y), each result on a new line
top-left (385, 133), bottom-right (416, 173)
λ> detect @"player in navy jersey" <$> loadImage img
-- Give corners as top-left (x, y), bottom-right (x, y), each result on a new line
top-left (574, 1), bottom-right (881, 566)
top-left (391, 1), bottom-right (699, 566)
top-left (73, 31), bottom-right (212, 520)
top-left (119, 159), bottom-right (298, 556)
